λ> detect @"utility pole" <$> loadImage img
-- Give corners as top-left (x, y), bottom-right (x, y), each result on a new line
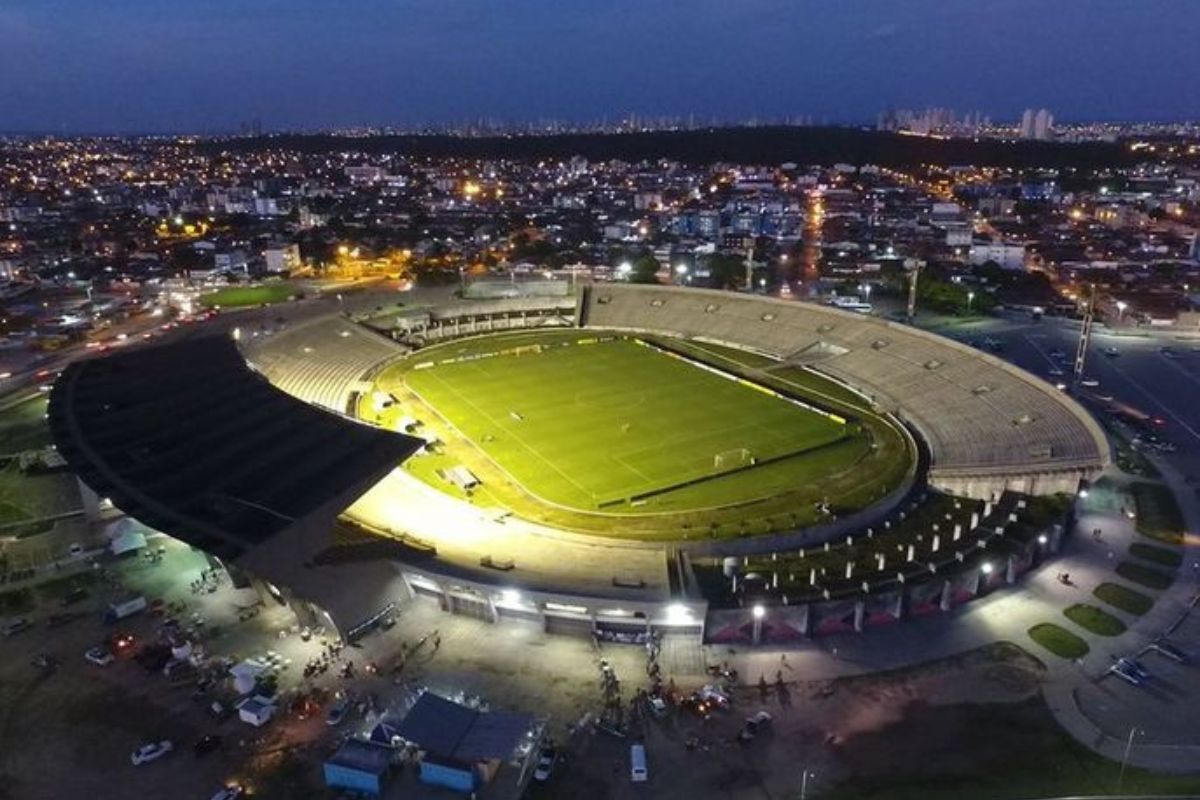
top-left (1073, 283), bottom-right (1096, 384)
top-left (905, 260), bottom-right (922, 322)
top-left (744, 244), bottom-right (755, 291)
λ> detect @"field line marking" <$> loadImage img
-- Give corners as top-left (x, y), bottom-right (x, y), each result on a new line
top-left (415, 369), bottom-right (595, 499)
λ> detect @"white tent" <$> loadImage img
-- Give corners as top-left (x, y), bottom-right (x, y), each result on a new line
top-left (230, 658), bottom-right (268, 695)
top-left (106, 519), bottom-right (149, 555)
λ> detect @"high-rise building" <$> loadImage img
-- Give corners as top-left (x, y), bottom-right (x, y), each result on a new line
top-left (1019, 109), bottom-right (1036, 139)
top-left (1034, 108), bottom-right (1054, 140)
top-left (1020, 108), bottom-right (1054, 140)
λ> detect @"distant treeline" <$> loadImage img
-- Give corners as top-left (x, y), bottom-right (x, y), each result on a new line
top-left (194, 126), bottom-right (1137, 169)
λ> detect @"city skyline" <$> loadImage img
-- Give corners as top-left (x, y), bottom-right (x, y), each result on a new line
top-left (1, 0), bottom-right (1198, 134)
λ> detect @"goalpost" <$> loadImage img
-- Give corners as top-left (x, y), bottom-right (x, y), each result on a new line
top-left (713, 447), bottom-right (755, 470)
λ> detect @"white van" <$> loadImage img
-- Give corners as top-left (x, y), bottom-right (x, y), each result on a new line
top-left (630, 743), bottom-right (648, 783)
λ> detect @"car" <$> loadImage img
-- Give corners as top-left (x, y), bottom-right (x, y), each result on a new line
top-left (698, 685), bottom-right (731, 708)
top-left (1079, 377), bottom-right (1100, 387)
top-left (2, 618), bottom-right (31, 637)
top-left (1160, 347), bottom-right (1178, 358)
top-left (648, 696), bottom-right (669, 718)
top-left (1103, 346), bottom-right (1120, 356)
top-left (745, 710), bottom-right (773, 731)
top-left (61, 587), bottom-right (88, 606)
top-left (533, 746), bottom-right (557, 781)
top-left (1049, 349), bottom-right (1066, 359)
top-left (1047, 366), bottom-right (1065, 377)
top-left (325, 694), bottom-right (350, 726)
top-left (85, 646), bottom-right (115, 666)
top-left (130, 740), bottom-right (174, 765)
top-left (110, 631), bottom-right (137, 653)
top-left (193, 734), bottom-right (222, 757)
top-left (682, 694), bottom-right (713, 719)
top-left (209, 785), bottom-right (244, 800)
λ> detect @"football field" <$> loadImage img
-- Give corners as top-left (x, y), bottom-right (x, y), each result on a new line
top-left (405, 338), bottom-right (850, 511)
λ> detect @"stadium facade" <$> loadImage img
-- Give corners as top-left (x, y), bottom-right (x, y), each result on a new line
top-left (49, 285), bottom-right (1109, 643)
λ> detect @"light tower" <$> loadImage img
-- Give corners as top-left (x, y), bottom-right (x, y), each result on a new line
top-left (905, 260), bottom-right (922, 322)
top-left (1073, 284), bottom-right (1096, 384)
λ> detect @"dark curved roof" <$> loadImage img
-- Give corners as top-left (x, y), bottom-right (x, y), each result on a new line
top-left (48, 335), bottom-right (422, 561)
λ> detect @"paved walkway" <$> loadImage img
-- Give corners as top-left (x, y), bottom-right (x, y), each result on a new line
top-left (697, 465), bottom-right (1200, 773)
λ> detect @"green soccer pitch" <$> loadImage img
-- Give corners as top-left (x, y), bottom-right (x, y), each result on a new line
top-left (375, 333), bottom-right (913, 536)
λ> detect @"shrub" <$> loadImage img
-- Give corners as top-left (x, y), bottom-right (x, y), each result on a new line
top-left (1094, 583), bottom-right (1154, 616)
top-left (1028, 623), bottom-right (1090, 659)
top-left (1115, 561), bottom-right (1174, 590)
top-left (1129, 542), bottom-right (1183, 568)
top-left (1064, 604), bottom-right (1126, 636)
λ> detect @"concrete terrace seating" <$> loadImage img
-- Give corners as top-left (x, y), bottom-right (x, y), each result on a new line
top-left (242, 318), bottom-right (406, 413)
top-left (582, 285), bottom-right (1108, 497)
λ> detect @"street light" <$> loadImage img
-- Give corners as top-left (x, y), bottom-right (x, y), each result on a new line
top-left (800, 769), bottom-right (815, 800)
top-left (1117, 727), bottom-right (1142, 792)
top-left (1116, 300), bottom-right (1127, 322)
top-left (752, 604), bottom-right (765, 619)
top-left (967, 291), bottom-right (975, 312)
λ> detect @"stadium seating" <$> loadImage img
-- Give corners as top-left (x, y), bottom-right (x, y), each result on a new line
top-left (242, 318), bottom-right (406, 413)
top-left (582, 285), bottom-right (1108, 496)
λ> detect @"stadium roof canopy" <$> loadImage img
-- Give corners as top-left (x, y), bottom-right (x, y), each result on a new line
top-left (48, 335), bottom-right (422, 561)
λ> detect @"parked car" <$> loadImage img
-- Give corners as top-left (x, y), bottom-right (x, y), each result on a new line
top-left (2, 618), bottom-right (31, 637)
top-left (533, 746), bottom-right (557, 782)
top-left (209, 785), bottom-right (243, 800)
top-left (698, 685), bottom-right (731, 708)
top-left (745, 710), bottom-right (773, 732)
top-left (85, 646), bottom-right (115, 667)
top-left (130, 740), bottom-right (174, 765)
top-left (325, 694), bottom-right (350, 726)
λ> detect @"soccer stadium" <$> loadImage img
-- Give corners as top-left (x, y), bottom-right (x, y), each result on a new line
top-left (48, 284), bottom-right (1110, 643)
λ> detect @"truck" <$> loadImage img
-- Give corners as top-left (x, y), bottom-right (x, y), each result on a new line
top-left (105, 595), bottom-right (147, 624)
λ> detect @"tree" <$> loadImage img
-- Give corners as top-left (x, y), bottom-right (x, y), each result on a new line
top-left (630, 255), bottom-right (660, 284)
top-left (704, 253), bottom-right (746, 290)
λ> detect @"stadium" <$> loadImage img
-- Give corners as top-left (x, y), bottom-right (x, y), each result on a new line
top-left (48, 284), bottom-right (1110, 643)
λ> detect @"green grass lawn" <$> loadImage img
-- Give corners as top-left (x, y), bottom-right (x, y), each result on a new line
top-left (1115, 561), bottom-right (1175, 590)
top-left (1129, 542), bottom-right (1184, 568)
top-left (197, 282), bottom-right (299, 308)
top-left (1064, 603), bottom-right (1127, 636)
top-left (406, 338), bottom-right (853, 511)
top-left (1130, 481), bottom-right (1185, 545)
top-left (1028, 623), bottom-right (1090, 659)
top-left (0, 395), bottom-right (51, 454)
top-left (1094, 582), bottom-right (1154, 615)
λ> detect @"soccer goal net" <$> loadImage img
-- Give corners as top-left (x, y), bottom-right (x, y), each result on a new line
top-left (713, 448), bottom-right (755, 470)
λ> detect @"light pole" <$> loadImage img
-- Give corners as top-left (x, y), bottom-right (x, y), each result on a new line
top-left (1117, 726), bottom-right (1141, 792)
top-left (675, 263), bottom-right (688, 285)
top-left (1116, 299), bottom-right (1128, 323)
top-left (967, 291), bottom-right (975, 313)
top-left (800, 768), bottom-right (815, 800)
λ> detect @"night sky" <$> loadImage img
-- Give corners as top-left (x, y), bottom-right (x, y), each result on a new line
top-left (2, 0), bottom-right (1198, 133)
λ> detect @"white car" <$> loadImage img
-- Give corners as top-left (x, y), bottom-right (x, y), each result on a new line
top-left (85, 646), bottom-right (114, 666)
top-left (130, 740), bottom-right (173, 765)
top-left (1079, 377), bottom-right (1100, 387)
top-left (533, 747), bottom-right (557, 782)
top-left (210, 785), bottom-right (244, 800)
